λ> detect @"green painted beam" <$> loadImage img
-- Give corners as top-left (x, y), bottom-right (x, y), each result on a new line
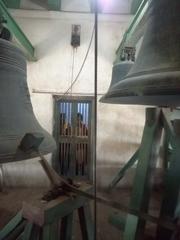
top-left (0, 0), bottom-right (36, 61)
top-left (124, 108), bottom-right (162, 240)
top-left (3, 0), bottom-right (21, 9)
top-left (156, 126), bottom-right (180, 240)
top-left (131, 0), bottom-right (146, 14)
top-left (0, 211), bottom-right (23, 239)
top-left (48, 0), bottom-right (61, 11)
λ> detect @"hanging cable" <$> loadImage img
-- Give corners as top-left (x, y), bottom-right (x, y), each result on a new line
top-left (70, 48), bottom-right (75, 95)
top-left (63, 26), bottom-right (95, 96)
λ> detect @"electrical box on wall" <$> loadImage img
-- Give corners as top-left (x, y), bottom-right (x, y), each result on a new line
top-left (71, 25), bottom-right (81, 48)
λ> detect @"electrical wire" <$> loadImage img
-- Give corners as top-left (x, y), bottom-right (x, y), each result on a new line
top-left (70, 47), bottom-right (75, 95)
top-left (63, 25), bottom-right (95, 96)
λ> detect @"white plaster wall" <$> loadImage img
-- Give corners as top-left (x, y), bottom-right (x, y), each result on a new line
top-left (2, 10), bottom-right (145, 188)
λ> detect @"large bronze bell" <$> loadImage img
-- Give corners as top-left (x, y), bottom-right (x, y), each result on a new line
top-left (102, 0), bottom-right (180, 106)
top-left (100, 61), bottom-right (134, 103)
top-left (0, 39), bottom-right (56, 163)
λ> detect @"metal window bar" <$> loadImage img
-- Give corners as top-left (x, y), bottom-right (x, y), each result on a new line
top-left (58, 100), bottom-right (90, 178)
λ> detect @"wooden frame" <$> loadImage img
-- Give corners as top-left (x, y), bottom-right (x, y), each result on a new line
top-left (52, 95), bottom-right (94, 182)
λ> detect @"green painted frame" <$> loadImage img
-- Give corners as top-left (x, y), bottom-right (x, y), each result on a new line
top-left (0, 0), bottom-right (36, 61)
top-left (131, 0), bottom-right (146, 14)
top-left (2, 0), bottom-right (21, 9)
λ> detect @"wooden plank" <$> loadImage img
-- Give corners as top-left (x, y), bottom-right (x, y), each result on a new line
top-left (22, 183), bottom-right (92, 226)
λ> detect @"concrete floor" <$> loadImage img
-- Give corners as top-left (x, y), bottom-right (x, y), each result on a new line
top-left (0, 186), bottom-right (162, 240)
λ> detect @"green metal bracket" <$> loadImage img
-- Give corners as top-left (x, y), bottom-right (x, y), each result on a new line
top-left (48, 0), bottom-right (61, 11)
top-left (115, 0), bottom-right (148, 62)
top-left (0, 0), bottom-right (36, 61)
top-left (3, 0), bottom-right (21, 9)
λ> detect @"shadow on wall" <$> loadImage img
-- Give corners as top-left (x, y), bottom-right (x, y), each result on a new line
top-left (35, 24), bottom-right (70, 59)
top-left (96, 163), bottom-right (165, 190)
top-left (98, 139), bottom-right (139, 163)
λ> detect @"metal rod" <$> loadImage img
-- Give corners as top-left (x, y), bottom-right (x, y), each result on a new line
top-left (94, 0), bottom-right (98, 238)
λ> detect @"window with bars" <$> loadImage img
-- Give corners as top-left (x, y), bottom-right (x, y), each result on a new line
top-left (53, 97), bottom-right (93, 180)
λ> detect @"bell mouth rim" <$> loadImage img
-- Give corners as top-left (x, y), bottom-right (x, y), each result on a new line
top-left (99, 95), bottom-right (180, 107)
top-left (100, 70), bottom-right (180, 106)
top-left (124, 67), bottom-right (180, 80)
top-left (110, 70), bottom-right (180, 91)
top-left (0, 145), bottom-right (56, 164)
